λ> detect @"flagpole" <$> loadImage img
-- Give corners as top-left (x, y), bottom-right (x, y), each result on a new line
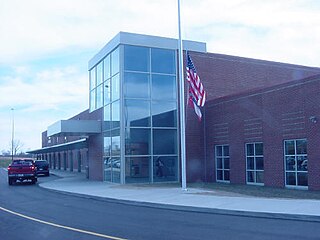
top-left (178, 0), bottom-right (187, 191)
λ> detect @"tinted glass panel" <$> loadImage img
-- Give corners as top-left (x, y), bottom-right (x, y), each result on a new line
top-left (152, 101), bottom-right (177, 127)
top-left (255, 143), bottom-right (263, 155)
top-left (285, 140), bottom-right (295, 155)
top-left (297, 156), bottom-right (307, 171)
top-left (103, 104), bottom-right (111, 130)
top-left (126, 157), bottom-right (150, 183)
top-left (296, 139), bottom-right (307, 154)
top-left (153, 129), bottom-right (177, 155)
top-left (247, 171), bottom-right (254, 182)
top-left (224, 157), bottom-right (230, 169)
top-left (297, 172), bottom-right (308, 186)
top-left (104, 157), bottom-right (111, 182)
top-left (246, 144), bottom-right (254, 156)
top-left (125, 100), bottom-right (150, 127)
top-left (96, 62), bottom-right (103, 86)
top-left (124, 45), bottom-right (149, 72)
top-left (247, 157), bottom-right (254, 170)
top-left (104, 80), bottom-right (111, 104)
top-left (125, 128), bottom-right (151, 155)
top-left (151, 48), bottom-right (176, 74)
top-left (111, 157), bottom-right (121, 183)
top-left (223, 146), bottom-right (229, 156)
top-left (224, 170), bottom-right (230, 181)
top-left (124, 72), bottom-right (150, 99)
top-left (111, 74), bottom-right (120, 101)
top-left (153, 156), bottom-right (178, 182)
top-left (256, 171), bottom-right (264, 183)
top-left (90, 68), bottom-right (96, 90)
top-left (256, 157), bottom-right (264, 170)
top-left (104, 131), bottom-right (111, 156)
top-left (111, 101), bottom-right (120, 129)
top-left (285, 156), bottom-right (295, 171)
top-left (111, 47), bottom-right (119, 75)
top-left (90, 89), bottom-right (96, 111)
top-left (286, 172), bottom-right (296, 185)
top-left (216, 157), bottom-right (222, 169)
top-left (152, 75), bottom-right (176, 100)
top-left (96, 84), bottom-right (103, 109)
top-left (104, 55), bottom-right (111, 80)
top-left (216, 146), bottom-right (222, 156)
top-left (111, 129), bottom-right (120, 156)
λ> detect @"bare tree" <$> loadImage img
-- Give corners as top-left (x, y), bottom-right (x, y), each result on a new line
top-left (9, 139), bottom-right (24, 156)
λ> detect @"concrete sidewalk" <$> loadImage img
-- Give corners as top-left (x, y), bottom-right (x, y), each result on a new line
top-left (39, 170), bottom-right (320, 220)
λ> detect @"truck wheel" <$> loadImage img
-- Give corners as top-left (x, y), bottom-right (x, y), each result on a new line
top-left (8, 179), bottom-right (13, 185)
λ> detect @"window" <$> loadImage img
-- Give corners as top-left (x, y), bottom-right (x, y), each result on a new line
top-left (151, 48), bottom-right (176, 74)
top-left (124, 100), bottom-right (150, 127)
top-left (246, 143), bottom-right (264, 185)
top-left (124, 72), bottom-right (150, 99)
top-left (215, 145), bottom-right (230, 182)
top-left (124, 45), bottom-right (149, 72)
top-left (152, 75), bottom-right (176, 100)
top-left (284, 139), bottom-right (308, 188)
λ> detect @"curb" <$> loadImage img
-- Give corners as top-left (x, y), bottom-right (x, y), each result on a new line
top-left (39, 182), bottom-right (320, 223)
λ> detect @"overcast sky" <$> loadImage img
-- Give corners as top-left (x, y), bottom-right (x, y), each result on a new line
top-left (0, 0), bottom-right (320, 153)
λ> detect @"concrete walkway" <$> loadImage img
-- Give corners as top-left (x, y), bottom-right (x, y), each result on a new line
top-left (39, 170), bottom-right (320, 220)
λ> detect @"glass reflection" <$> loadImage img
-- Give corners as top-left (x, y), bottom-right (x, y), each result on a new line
top-left (151, 48), bottom-right (176, 74)
top-left (125, 128), bottom-right (151, 155)
top-left (90, 89), bottom-right (96, 111)
top-left (153, 156), bottom-right (177, 182)
top-left (96, 84), bottom-right (103, 109)
top-left (96, 62), bottom-right (103, 86)
top-left (125, 157), bottom-right (150, 183)
top-left (124, 45), bottom-right (149, 72)
top-left (104, 80), bottom-right (111, 104)
top-left (90, 68), bottom-right (96, 90)
top-left (104, 131), bottom-right (111, 156)
top-left (104, 55), bottom-right (111, 80)
top-left (152, 101), bottom-right (176, 127)
top-left (125, 100), bottom-right (150, 127)
top-left (111, 101), bottom-right (120, 129)
top-left (111, 128), bottom-right (120, 156)
top-left (124, 72), bottom-right (150, 99)
top-left (152, 75), bottom-right (176, 100)
top-left (111, 47), bottom-right (119, 76)
top-left (153, 129), bottom-right (177, 155)
top-left (111, 74), bottom-right (120, 101)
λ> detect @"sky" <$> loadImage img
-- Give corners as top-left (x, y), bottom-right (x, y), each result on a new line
top-left (0, 0), bottom-right (320, 153)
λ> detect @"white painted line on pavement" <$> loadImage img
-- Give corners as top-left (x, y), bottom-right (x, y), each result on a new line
top-left (0, 206), bottom-right (127, 240)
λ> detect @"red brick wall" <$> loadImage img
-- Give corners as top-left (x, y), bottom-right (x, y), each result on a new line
top-left (204, 75), bottom-right (320, 190)
top-left (185, 51), bottom-right (320, 185)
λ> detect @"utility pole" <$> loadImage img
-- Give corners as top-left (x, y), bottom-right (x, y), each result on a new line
top-left (11, 108), bottom-right (14, 161)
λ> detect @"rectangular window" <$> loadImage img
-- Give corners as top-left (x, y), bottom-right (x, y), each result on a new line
top-left (284, 139), bottom-right (308, 188)
top-left (246, 142), bottom-right (264, 185)
top-left (215, 145), bottom-right (230, 182)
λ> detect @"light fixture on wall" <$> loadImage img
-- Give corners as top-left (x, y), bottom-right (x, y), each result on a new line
top-left (309, 116), bottom-right (317, 123)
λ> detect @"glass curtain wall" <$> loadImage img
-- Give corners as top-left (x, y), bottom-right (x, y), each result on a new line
top-left (102, 48), bottom-right (121, 183)
top-left (124, 45), bottom-right (178, 183)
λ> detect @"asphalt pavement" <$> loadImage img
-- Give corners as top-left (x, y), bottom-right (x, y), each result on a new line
top-left (39, 170), bottom-right (320, 221)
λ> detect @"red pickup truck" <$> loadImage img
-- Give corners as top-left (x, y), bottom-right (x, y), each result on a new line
top-left (7, 159), bottom-right (37, 185)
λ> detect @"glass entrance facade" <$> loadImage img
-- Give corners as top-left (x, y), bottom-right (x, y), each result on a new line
top-left (90, 41), bottom-right (179, 183)
top-left (124, 45), bottom-right (178, 183)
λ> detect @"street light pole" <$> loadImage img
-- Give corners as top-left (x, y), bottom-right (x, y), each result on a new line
top-left (11, 108), bottom-right (14, 162)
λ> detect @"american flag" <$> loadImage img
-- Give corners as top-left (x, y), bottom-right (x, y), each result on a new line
top-left (186, 52), bottom-right (206, 120)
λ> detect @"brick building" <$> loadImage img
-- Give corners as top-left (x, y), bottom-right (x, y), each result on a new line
top-left (29, 32), bottom-right (320, 190)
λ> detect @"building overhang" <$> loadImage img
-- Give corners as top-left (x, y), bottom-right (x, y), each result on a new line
top-left (27, 138), bottom-right (88, 154)
top-left (47, 120), bottom-right (101, 137)
top-left (89, 31), bottom-right (207, 70)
